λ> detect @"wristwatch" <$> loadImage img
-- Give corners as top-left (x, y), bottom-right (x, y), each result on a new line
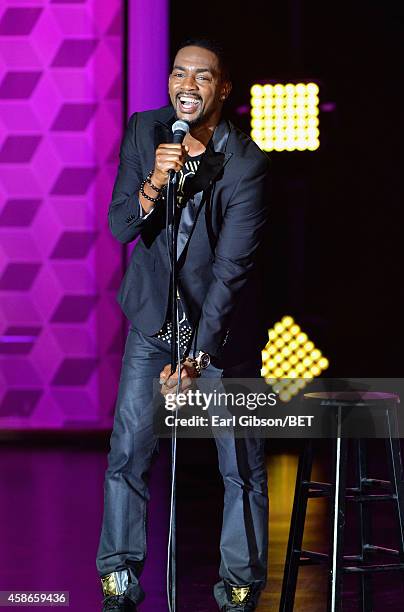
top-left (195, 351), bottom-right (211, 372)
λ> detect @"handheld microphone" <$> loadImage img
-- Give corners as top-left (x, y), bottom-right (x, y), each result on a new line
top-left (171, 120), bottom-right (189, 144)
top-left (169, 121), bottom-right (190, 180)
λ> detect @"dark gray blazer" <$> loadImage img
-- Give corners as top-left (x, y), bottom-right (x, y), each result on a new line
top-left (109, 105), bottom-right (270, 366)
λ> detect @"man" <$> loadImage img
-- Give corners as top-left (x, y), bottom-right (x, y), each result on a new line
top-left (96, 39), bottom-right (270, 611)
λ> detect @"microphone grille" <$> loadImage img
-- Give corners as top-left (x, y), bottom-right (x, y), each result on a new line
top-left (172, 120), bottom-right (190, 135)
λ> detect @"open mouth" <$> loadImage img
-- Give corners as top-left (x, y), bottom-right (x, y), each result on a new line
top-left (177, 95), bottom-right (201, 114)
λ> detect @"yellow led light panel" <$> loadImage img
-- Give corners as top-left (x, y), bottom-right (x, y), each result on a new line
top-left (261, 315), bottom-right (329, 402)
top-left (250, 82), bottom-right (320, 152)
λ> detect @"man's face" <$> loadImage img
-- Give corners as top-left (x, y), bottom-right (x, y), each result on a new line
top-left (169, 46), bottom-right (230, 128)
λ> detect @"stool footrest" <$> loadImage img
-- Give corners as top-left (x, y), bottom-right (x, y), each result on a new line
top-left (346, 479), bottom-right (393, 495)
top-left (298, 549), bottom-right (328, 565)
top-left (302, 480), bottom-right (332, 498)
top-left (363, 478), bottom-right (392, 489)
top-left (295, 547), bottom-right (402, 568)
top-left (345, 493), bottom-right (396, 502)
top-left (364, 544), bottom-right (400, 556)
top-left (344, 563), bottom-right (404, 574)
top-left (304, 480), bottom-right (332, 489)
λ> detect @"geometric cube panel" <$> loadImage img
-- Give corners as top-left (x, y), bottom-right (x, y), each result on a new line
top-left (0, 262), bottom-right (41, 290)
top-left (0, 135), bottom-right (42, 163)
top-left (52, 357), bottom-right (98, 385)
top-left (50, 231), bottom-right (97, 259)
top-left (0, 72), bottom-right (42, 99)
top-left (0, 199), bottom-right (42, 227)
top-left (0, 325), bottom-right (41, 355)
top-left (1, 389), bottom-right (43, 417)
top-left (51, 103), bottom-right (98, 131)
top-left (0, 8), bottom-right (43, 36)
top-left (51, 39), bottom-right (98, 67)
top-left (51, 295), bottom-right (98, 322)
top-left (50, 167), bottom-right (98, 195)
top-left (0, 0), bottom-right (124, 429)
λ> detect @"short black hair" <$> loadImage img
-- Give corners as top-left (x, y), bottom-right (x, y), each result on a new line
top-left (174, 37), bottom-right (231, 82)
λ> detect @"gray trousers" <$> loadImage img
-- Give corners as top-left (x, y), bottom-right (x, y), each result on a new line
top-left (96, 327), bottom-right (268, 606)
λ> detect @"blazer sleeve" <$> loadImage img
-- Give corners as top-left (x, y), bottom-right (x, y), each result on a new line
top-left (195, 154), bottom-right (270, 357)
top-left (108, 113), bottom-right (157, 244)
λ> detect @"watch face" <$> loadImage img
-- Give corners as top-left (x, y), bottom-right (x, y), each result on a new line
top-left (200, 352), bottom-right (210, 369)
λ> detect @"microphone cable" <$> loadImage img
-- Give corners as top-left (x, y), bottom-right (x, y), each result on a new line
top-left (166, 296), bottom-right (182, 612)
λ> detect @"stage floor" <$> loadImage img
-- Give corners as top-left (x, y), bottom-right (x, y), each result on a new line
top-left (0, 437), bottom-right (402, 611)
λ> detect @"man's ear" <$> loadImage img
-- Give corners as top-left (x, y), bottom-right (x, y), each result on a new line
top-left (220, 81), bottom-right (232, 102)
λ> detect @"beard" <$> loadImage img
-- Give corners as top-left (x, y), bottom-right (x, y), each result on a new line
top-left (175, 109), bottom-right (205, 128)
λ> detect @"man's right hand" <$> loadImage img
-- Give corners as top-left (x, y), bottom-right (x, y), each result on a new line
top-left (138, 143), bottom-right (189, 215)
top-left (151, 143), bottom-right (189, 188)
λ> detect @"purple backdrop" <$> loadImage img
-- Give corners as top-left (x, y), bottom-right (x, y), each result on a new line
top-left (0, 0), bottom-right (168, 430)
top-left (128, 0), bottom-right (169, 114)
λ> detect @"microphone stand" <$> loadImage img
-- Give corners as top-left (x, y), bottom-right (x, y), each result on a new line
top-left (166, 167), bottom-right (180, 612)
top-left (165, 121), bottom-right (189, 612)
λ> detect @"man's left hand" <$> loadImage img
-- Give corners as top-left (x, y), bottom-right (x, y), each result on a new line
top-left (159, 359), bottom-right (198, 396)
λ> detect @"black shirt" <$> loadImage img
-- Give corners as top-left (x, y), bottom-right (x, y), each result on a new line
top-left (153, 154), bottom-right (203, 352)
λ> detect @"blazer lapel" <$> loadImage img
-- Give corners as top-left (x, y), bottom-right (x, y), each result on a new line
top-left (187, 118), bottom-right (233, 195)
top-left (176, 118), bottom-right (233, 261)
top-left (151, 107), bottom-right (176, 168)
top-left (152, 112), bottom-right (233, 263)
top-left (154, 122), bottom-right (171, 151)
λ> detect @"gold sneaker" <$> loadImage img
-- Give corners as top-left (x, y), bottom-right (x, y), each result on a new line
top-left (221, 581), bottom-right (258, 611)
top-left (101, 571), bottom-right (136, 612)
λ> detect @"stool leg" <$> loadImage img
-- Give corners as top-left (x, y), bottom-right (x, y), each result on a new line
top-left (327, 406), bottom-right (348, 612)
top-left (355, 438), bottom-right (373, 611)
top-left (280, 439), bottom-right (314, 612)
top-left (385, 404), bottom-right (404, 561)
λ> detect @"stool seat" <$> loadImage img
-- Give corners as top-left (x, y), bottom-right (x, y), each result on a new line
top-left (280, 390), bottom-right (404, 611)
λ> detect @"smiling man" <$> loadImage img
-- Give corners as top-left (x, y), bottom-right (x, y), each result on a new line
top-left (171, 46), bottom-right (229, 127)
top-left (96, 39), bottom-right (270, 612)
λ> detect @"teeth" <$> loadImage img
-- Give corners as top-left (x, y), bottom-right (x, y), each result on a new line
top-left (179, 96), bottom-right (199, 105)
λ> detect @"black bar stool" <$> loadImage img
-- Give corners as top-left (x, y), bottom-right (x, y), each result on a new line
top-left (280, 391), bottom-right (404, 611)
